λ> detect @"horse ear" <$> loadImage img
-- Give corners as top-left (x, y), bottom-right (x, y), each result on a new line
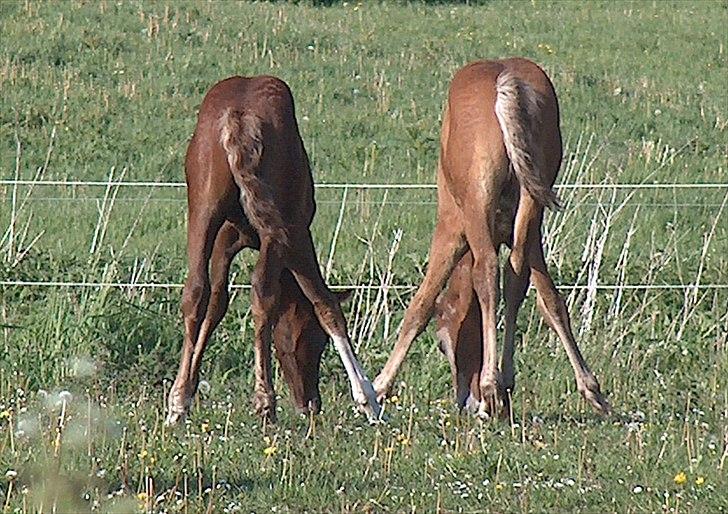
top-left (334, 289), bottom-right (354, 304)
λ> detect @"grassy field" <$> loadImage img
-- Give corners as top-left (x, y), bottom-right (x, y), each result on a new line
top-left (1, 0), bottom-right (727, 512)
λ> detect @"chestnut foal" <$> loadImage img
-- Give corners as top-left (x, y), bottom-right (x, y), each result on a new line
top-left (374, 58), bottom-right (610, 417)
top-left (166, 76), bottom-right (380, 425)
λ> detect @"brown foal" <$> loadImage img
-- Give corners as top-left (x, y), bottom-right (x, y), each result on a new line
top-left (374, 58), bottom-right (610, 417)
top-left (166, 76), bottom-right (380, 425)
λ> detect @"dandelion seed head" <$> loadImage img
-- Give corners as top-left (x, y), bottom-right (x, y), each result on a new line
top-left (58, 390), bottom-right (73, 405)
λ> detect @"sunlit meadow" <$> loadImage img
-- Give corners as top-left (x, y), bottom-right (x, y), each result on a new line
top-left (1, 1), bottom-right (727, 512)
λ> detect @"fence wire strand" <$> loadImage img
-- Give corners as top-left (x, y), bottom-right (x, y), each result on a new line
top-left (2, 179), bottom-right (727, 292)
top-left (2, 179), bottom-right (728, 190)
top-left (1, 280), bottom-right (726, 291)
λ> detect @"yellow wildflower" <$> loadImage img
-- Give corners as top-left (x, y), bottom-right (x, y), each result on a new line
top-left (495, 483), bottom-right (504, 491)
top-left (673, 471), bottom-right (687, 486)
top-left (137, 491), bottom-right (149, 511)
top-left (201, 421), bottom-right (210, 433)
top-left (138, 449), bottom-right (148, 460)
top-left (695, 476), bottom-right (705, 486)
top-left (537, 43), bottom-right (555, 55)
top-left (0, 409), bottom-right (12, 420)
top-left (263, 445), bottom-right (277, 457)
top-left (389, 395), bottom-right (399, 404)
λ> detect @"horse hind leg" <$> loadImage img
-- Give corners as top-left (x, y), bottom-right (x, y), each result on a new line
top-left (166, 211), bottom-right (225, 426)
top-left (499, 191), bottom-right (537, 419)
top-left (185, 223), bottom-right (251, 404)
top-left (250, 236), bottom-right (285, 421)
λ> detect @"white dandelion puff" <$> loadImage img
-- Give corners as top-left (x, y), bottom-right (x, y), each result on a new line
top-left (58, 390), bottom-right (74, 405)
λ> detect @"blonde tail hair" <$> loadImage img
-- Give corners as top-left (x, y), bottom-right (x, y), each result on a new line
top-left (219, 108), bottom-right (289, 244)
top-left (494, 71), bottom-right (559, 209)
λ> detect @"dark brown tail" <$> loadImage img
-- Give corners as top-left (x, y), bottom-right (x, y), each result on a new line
top-left (219, 108), bottom-right (288, 244)
top-left (494, 71), bottom-right (560, 210)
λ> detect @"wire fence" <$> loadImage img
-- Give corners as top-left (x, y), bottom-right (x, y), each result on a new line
top-left (5, 197), bottom-right (728, 208)
top-left (2, 179), bottom-right (727, 293)
top-left (3, 180), bottom-right (727, 207)
top-left (2, 179), bottom-right (728, 189)
top-left (2, 280), bottom-right (727, 291)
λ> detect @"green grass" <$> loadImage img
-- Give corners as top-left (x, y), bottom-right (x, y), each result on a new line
top-left (1, 1), bottom-right (727, 512)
